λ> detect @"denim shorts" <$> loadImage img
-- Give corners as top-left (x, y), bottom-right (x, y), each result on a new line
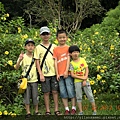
top-left (59, 75), bottom-right (76, 98)
top-left (24, 82), bottom-right (39, 105)
top-left (41, 75), bottom-right (59, 93)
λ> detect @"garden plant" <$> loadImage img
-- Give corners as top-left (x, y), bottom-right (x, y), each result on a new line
top-left (0, 1), bottom-right (120, 117)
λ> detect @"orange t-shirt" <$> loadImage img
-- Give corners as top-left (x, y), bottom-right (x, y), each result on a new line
top-left (53, 45), bottom-right (69, 76)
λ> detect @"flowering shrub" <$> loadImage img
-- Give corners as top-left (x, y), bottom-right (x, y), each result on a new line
top-left (0, 2), bottom-right (120, 115)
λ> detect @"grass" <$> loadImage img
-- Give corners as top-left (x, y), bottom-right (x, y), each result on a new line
top-left (37, 93), bottom-right (120, 115)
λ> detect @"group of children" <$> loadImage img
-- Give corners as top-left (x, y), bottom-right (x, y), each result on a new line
top-left (15, 26), bottom-right (97, 118)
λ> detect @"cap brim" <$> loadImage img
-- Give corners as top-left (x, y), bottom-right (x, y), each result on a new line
top-left (40, 30), bottom-right (50, 35)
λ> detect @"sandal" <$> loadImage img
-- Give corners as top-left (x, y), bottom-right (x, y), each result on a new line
top-left (45, 112), bottom-right (51, 115)
top-left (25, 113), bottom-right (31, 119)
top-left (54, 111), bottom-right (62, 116)
top-left (35, 112), bottom-right (41, 115)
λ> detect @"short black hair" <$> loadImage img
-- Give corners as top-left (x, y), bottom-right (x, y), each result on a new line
top-left (56, 29), bottom-right (67, 37)
top-left (69, 45), bottom-right (80, 53)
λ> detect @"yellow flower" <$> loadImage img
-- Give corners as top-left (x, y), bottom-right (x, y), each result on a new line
top-left (11, 113), bottom-right (16, 117)
top-left (21, 34), bottom-right (28, 40)
top-left (0, 111), bottom-right (2, 116)
top-left (14, 64), bottom-right (16, 69)
top-left (18, 27), bottom-right (21, 33)
top-left (8, 112), bottom-right (12, 115)
top-left (92, 40), bottom-right (95, 44)
top-left (54, 39), bottom-right (58, 44)
top-left (84, 44), bottom-right (87, 46)
top-left (6, 13), bottom-right (9, 17)
top-left (110, 53), bottom-right (114, 58)
top-left (90, 80), bottom-right (95, 85)
top-left (54, 28), bottom-right (57, 32)
top-left (95, 32), bottom-right (99, 35)
top-left (100, 69), bottom-right (104, 73)
top-left (97, 66), bottom-right (101, 71)
top-left (0, 86), bottom-right (3, 89)
top-left (7, 60), bottom-right (13, 66)
top-left (103, 66), bottom-right (107, 69)
top-left (80, 46), bottom-right (82, 50)
top-left (68, 38), bottom-right (71, 42)
top-left (97, 74), bottom-right (102, 80)
top-left (110, 45), bottom-right (114, 50)
top-left (88, 47), bottom-right (91, 51)
top-left (4, 51), bottom-right (9, 55)
top-left (35, 31), bottom-right (38, 36)
top-left (5, 30), bottom-right (9, 33)
top-left (93, 90), bottom-right (96, 94)
top-left (116, 33), bottom-right (119, 35)
top-left (3, 110), bottom-right (8, 115)
top-left (102, 80), bottom-right (106, 83)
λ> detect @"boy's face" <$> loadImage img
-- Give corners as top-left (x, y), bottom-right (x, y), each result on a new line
top-left (70, 51), bottom-right (80, 60)
top-left (40, 32), bottom-right (50, 42)
top-left (57, 33), bottom-right (68, 45)
top-left (25, 43), bottom-right (35, 53)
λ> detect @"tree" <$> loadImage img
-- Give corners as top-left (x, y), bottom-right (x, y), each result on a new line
top-left (23, 0), bottom-right (104, 33)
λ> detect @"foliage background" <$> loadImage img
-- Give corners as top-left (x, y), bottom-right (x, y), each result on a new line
top-left (0, 1), bottom-right (120, 116)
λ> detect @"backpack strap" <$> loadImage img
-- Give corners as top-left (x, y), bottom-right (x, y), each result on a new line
top-left (40, 44), bottom-right (52, 70)
top-left (24, 58), bottom-right (35, 78)
top-left (40, 44), bottom-right (53, 55)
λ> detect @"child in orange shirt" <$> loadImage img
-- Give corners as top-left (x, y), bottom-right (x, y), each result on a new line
top-left (53, 29), bottom-right (76, 115)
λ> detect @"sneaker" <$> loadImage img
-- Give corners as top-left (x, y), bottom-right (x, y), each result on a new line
top-left (71, 109), bottom-right (76, 115)
top-left (64, 110), bottom-right (70, 115)
top-left (78, 112), bottom-right (83, 115)
top-left (92, 111), bottom-right (96, 115)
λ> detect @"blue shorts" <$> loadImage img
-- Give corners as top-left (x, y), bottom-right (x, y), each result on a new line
top-left (59, 75), bottom-right (75, 98)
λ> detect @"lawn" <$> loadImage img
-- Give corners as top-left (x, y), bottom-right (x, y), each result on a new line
top-left (38, 93), bottom-right (120, 115)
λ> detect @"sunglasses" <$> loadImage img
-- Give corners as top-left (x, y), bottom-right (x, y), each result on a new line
top-left (41, 32), bottom-right (50, 36)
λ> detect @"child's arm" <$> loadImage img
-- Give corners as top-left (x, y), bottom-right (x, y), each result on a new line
top-left (63, 55), bottom-right (70, 78)
top-left (54, 58), bottom-right (60, 81)
top-left (35, 59), bottom-right (45, 82)
top-left (15, 52), bottom-right (24, 70)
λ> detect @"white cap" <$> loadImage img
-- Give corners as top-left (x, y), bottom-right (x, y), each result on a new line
top-left (40, 26), bottom-right (50, 34)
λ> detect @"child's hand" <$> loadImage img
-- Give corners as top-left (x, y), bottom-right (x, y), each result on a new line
top-left (57, 74), bottom-right (60, 81)
top-left (40, 74), bottom-right (45, 82)
top-left (63, 71), bottom-right (68, 78)
top-left (19, 51), bottom-right (24, 61)
top-left (82, 80), bottom-right (87, 86)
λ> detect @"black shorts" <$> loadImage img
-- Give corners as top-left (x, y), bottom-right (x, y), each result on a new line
top-left (41, 76), bottom-right (59, 93)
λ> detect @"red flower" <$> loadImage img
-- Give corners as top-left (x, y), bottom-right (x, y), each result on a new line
top-left (80, 64), bottom-right (84, 67)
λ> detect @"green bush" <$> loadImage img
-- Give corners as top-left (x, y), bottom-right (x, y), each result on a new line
top-left (0, 2), bottom-right (120, 115)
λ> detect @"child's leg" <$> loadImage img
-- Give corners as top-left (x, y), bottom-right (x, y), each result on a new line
top-left (25, 104), bottom-right (31, 114)
top-left (31, 82), bottom-right (39, 113)
top-left (77, 102), bottom-right (82, 112)
top-left (44, 92), bottom-right (50, 112)
top-left (59, 77), bottom-right (70, 114)
top-left (83, 81), bottom-right (96, 112)
top-left (24, 84), bottom-right (31, 115)
top-left (51, 76), bottom-right (59, 112)
top-left (52, 90), bottom-right (59, 111)
top-left (41, 77), bottom-right (51, 114)
top-left (65, 76), bottom-right (76, 114)
top-left (91, 102), bottom-right (96, 112)
top-left (75, 82), bottom-right (83, 113)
